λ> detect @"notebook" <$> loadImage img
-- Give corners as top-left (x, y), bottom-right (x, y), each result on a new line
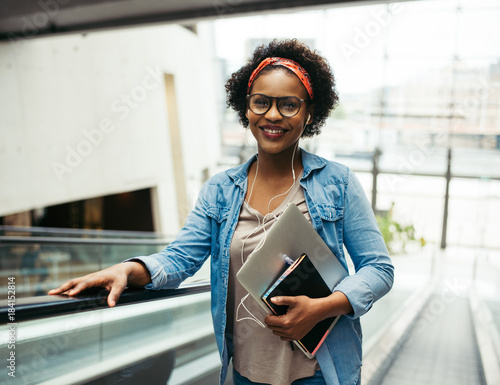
top-left (261, 253), bottom-right (339, 357)
top-left (236, 203), bottom-right (348, 357)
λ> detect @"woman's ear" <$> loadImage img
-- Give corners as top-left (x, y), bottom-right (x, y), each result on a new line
top-left (306, 109), bottom-right (314, 125)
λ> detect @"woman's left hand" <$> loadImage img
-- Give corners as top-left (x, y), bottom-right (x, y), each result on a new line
top-left (264, 295), bottom-right (322, 341)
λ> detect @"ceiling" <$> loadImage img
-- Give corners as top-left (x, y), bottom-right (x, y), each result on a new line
top-left (0, 0), bottom-right (381, 41)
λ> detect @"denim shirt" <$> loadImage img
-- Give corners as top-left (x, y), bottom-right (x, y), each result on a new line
top-left (134, 149), bottom-right (394, 385)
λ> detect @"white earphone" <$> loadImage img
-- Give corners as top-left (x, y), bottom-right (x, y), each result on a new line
top-left (237, 142), bottom-right (300, 329)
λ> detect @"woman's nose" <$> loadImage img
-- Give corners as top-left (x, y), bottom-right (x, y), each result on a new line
top-left (264, 100), bottom-right (282, 121)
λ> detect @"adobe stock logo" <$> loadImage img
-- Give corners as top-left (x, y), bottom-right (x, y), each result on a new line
top-left (339, 4), bottom-right (403, 63)
top-left (383, 76), bottom-right (495, 191)
top-left (51, 65), bottom-right (162, 182)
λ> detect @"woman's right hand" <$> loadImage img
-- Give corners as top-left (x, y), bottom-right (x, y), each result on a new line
top-left (48, 261), bottom-right (152, 307)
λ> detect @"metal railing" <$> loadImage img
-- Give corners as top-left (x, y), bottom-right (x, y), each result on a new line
top-left (0, 234), bottom-right (172, 299)
top-left (0, 225), bottom-right (167, 239)
top-left (353, 147), bottom-right (500, 250)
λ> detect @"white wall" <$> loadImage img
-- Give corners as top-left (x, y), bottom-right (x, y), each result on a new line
top-left (0, 23), bottom-right (220, 235)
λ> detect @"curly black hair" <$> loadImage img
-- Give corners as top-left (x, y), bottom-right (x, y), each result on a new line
top-left (225, 39), bottom-right (338, 138)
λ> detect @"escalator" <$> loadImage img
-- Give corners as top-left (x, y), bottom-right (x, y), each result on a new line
top-left (363, 249), bottom-right (500, 385)
top-left (0, 227), bottom-right (217, 385)
top-left (2, 230), bottom-right (499, 385)
top-left (379, 293), bottom-right (485, 385)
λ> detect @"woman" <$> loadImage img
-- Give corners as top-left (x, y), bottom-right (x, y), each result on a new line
top-left (50, 39), bottom-right (394, 385)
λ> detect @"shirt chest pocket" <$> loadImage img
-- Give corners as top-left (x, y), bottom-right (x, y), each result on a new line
top-left (316, 204), bottom-right (343, 222)
top-left (314, 204), bottom-right (345, 259)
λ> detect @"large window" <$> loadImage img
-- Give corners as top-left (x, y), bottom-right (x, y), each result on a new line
top-left (208, 0), bottom-right (500, 249)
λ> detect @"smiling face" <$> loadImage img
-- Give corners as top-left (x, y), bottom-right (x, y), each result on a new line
top-left (246, 68), bottom-right (313, 157)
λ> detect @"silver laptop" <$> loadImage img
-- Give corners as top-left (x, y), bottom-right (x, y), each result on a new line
top-left (236, 202), bottom-right (348, 314)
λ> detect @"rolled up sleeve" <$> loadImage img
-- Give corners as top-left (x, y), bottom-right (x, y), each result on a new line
top-left (124, 183), bottom-right (214, 290)
top-left (333, 169), bottom-right (394, 319)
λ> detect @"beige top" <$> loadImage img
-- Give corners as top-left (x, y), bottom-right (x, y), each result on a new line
top-left (226, 171), bottom-right (319, 385)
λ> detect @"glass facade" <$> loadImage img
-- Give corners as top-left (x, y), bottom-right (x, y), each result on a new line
top-left (212, 0), bottom-right (500, 249)
top-left (0, 241), bottom-right (166, 299)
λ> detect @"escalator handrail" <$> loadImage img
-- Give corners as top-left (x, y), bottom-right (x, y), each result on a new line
top-left (0, 282), bottom-right (211, 323)
top-left (0, 225), bottom-right (167, 239)
top-left (0, 235), bottom-right (170, 245)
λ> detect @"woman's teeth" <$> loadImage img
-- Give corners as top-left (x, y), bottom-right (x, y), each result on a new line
top-left (263, 128), bottom-right (285, 134)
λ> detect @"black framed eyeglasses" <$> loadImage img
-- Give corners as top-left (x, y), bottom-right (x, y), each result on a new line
top-left (246, 93), bottom-right (307, 118)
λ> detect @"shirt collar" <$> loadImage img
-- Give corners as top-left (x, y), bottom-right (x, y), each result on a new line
top-left (225, 148), bottom-right (326, 186)
top-left (225, 153), bottom-right (256, 187)
top-left (300, 148), bottom-right (327, 179)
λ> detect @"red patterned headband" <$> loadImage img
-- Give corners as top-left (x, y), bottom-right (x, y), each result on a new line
top-left (247, 57), bottom-right (314, 100)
